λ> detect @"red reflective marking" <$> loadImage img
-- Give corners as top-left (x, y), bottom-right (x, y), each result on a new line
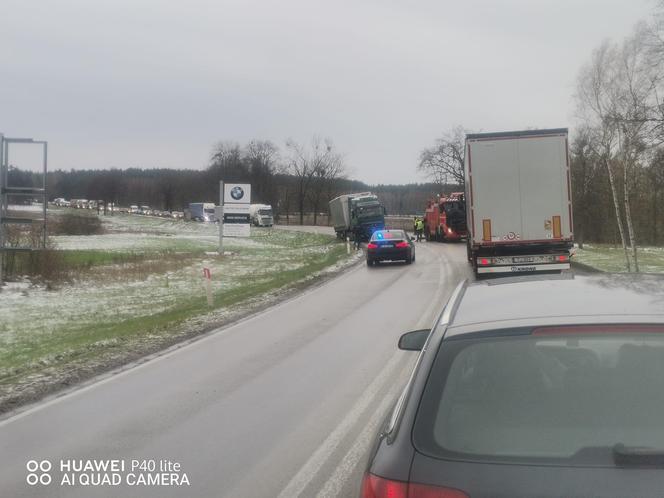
top-left (533, 325), bottom-right (664, 336)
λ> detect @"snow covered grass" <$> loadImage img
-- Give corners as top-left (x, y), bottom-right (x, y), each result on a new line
top-left (0, 213), bottom-right (350, 403)
top-left (574, 244), bottom-right (664, 273)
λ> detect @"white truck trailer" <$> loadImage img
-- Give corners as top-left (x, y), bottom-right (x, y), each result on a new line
top-left (465, 128), bottom-right (573, 275)
top-left (249, 204), bottom-right (274, 226)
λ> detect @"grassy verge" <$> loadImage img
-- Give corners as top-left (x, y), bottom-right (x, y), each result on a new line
top-left (574, 244), bottom-right (664, 273)
top-left (0, 220), bottom-right (352, 411)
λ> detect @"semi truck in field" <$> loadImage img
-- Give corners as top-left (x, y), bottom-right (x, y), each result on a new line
top-left (423, 192), bottom-right (468, 242)
top-left (249, 204), bottom-right (274, 226)
top-left (329, 192), bottom-right (386, 240)
top-left (464, 128), bottom-right (573, 276)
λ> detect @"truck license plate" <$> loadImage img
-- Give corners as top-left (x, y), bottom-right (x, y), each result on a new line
top-left (513, 256), bottom-right (535, 263)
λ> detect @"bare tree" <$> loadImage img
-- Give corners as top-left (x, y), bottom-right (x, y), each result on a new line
top-left (418, 126), bottom-right (468, 186)
top-left (308, 142), bottom-right (346, 225)
top-left (244, 140), bottom-right (280, 205)
top-left (285, 137), bottom-right (345, 225)
top-left (209, 141), bottom-right (246, 183)
top-left (576, 42), bottom-right (635, 271)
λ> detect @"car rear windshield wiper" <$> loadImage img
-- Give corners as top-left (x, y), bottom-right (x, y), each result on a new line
top-left (613, 443), bottom-right (664, 467)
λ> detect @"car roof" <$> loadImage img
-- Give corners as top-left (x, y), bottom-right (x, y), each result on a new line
top-left (444, 274), bottom-right (664, 337)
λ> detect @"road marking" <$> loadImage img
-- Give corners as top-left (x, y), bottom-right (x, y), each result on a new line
top-left (316, 379), bottom-right (400, 498)
top-left (316, 243), bottom-right (449, 497)
top-left (276, 351), bottom-right (404, 498)
top-left (279, 245), bottom-right (452, 498)
top-left (415, 245), bottom-right (447, 329)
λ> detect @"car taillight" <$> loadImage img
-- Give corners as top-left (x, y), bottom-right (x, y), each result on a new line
top-left (361, 474), bottom-right (470, 498)
top-left (396, 241), bottom-right (409, 248)
top-left (361, 474), bottom-right (407, 498)
top-left (367, 243), bottom-right (378, 249)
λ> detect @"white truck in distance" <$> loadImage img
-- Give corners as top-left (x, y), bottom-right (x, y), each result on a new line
top-left (465, 128), bottom-right (573, 275)
top-left (249, 204), bottom-right (273, 227)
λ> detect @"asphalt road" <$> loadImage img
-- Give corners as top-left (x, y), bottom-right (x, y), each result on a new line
top-left (0, 238), bottom-right (472, 498)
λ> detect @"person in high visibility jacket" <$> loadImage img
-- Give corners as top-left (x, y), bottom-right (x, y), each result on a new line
top-left (416, 218), bottom-right (424, 241)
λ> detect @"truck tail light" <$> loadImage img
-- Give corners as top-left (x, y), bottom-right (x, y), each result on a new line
top-left (552, 215), bottom-right (562, 238)
top-left (482, 219), bottom-right (491, 242)
top-left (361, 474), bottom-right (470, 498)
top-left (367, 243), bottom-right (378, 249)
top-left (557, 254), bottom-right (568, 262)
top-left (479, 258), bottom-right (490, 266)
top-left (396, 241), bottom-right (409, 248)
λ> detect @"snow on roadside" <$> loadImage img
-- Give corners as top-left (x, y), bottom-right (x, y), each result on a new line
top-left (0, 226), bottom-right (344, 365)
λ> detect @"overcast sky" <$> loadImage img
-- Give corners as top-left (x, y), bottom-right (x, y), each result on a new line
top-left (0, 0), bottom-right (654, 184)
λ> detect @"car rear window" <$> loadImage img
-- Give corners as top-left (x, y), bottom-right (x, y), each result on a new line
top-left (372, 230), bottom-right (405, 241)
top-left (413, 328), bottom-right (664, 466)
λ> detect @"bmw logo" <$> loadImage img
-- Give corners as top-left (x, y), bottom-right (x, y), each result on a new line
top-left (230, 186), bottom-right (244, 200)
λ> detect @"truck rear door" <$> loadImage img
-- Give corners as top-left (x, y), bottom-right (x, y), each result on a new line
top-left (468, 138), bottom-right (522, 243)
top-left (517, 134), bottom-right (570, 241)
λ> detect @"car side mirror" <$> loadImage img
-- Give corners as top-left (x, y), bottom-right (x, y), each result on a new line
top-left (398, 329), bottom-right (430, 351)
top-left (410, 236), bottom-right (415, 241)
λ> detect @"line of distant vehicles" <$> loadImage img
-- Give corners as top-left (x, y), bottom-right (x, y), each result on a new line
top-left (51, 198), bottom-right (275, 226)
top-left (52, 198), bottom-right (186, 219)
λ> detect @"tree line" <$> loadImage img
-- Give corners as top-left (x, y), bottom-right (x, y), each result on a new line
top-left (8, 137), bottom-right (449, 220)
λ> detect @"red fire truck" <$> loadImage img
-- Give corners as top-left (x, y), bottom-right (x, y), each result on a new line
top-left (423, 192), bottom-right (468, 242)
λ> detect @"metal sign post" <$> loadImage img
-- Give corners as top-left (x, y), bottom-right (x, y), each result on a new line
top-left (218, 181), bottom-right (224, 254)
top-left (0, 135), bottom-right (48, 285)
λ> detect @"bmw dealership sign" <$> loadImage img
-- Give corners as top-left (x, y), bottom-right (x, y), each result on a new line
top-left (223, 183), bottom-right (251, 237)
top-left (224, 184), bottom-right (251, 204)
